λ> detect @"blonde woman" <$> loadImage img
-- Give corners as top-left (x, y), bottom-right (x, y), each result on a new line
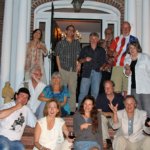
top-left (33, 99), bottom-right (72, 150)
top-left (38, 72), bottom-right (70, 117)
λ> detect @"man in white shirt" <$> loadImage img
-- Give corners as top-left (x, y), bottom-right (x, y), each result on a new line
top-left (0, 87), bottom-right (36, 150)
top-left (21, 65), bottom-right (46, 118)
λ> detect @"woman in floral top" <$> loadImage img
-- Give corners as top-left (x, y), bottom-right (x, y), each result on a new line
top-left (24, 29), bottom-right (47, 83)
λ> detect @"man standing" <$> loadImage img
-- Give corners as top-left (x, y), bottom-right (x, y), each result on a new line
top-left (96, 80), bottom-right (124, 148)
top-left (55, 25), bottom-right (81, 114)
top-left (78, 32), bottom-right (106, 106)
top-left (110, 21), bottom-right (139, 96)
top-left (0, 87), bottom-right (36, 149)
top-left (99, 27), bottom-right (114, 93)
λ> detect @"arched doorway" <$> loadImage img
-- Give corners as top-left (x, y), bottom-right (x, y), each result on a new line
top-left (34, 0), bottom-right (121, 81)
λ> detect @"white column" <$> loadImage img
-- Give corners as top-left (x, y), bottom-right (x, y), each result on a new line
top-left (0, 0), bottom-right (13, 103)
top-left (125, 0), bottom-right (137, 36)
top-left (142, 0), bottom-right (150, 55)
top-left (26, 0), bottom-right (31, 42)
top-left (10, 0), bottom-right (20, 90)
top-left (124, 0), bottom-right (128, 21)
top-left (136, 0), bottom-right (142, 43)
top-left (15, 0), bottom-right (28, 90)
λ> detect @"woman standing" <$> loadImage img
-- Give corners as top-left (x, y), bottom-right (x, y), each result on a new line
top-left (38, 72), bottom-right (70, 117)
top-left (124, 41), bottom-right (150, 117)
top-left (34, 99), bottom-right (72, 150)
top-left (73, 95), bottom-right (102, 150)
top-left (24, 29), bottom-right (47, 83)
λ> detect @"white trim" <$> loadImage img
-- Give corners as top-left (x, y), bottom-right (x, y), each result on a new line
top-left (35, 0), bottom-right (120, 17)
top-left (34, 0), bottom-right (121, 37)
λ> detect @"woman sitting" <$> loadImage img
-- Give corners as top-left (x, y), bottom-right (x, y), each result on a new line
top-left (33, 99), bottom-right (72, 150)
top-left (73, 95), bottom-right (102, 150)
top-left (38, 72), bottom-right (70, 117)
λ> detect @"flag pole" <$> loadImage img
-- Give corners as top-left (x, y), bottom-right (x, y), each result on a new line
top-left (48, 0), bottom-right (54, 83)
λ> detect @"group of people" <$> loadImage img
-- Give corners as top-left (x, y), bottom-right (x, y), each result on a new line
top-left (0, 21), bottom-right (150, 150)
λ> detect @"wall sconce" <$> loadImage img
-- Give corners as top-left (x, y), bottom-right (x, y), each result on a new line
top-left (61, 30), bottom-right (82, 40)
top-left (71, 0), bottom-right (84, 12)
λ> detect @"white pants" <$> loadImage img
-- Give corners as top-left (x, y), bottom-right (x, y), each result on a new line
top-left (33, 140), bottom-right (72, 150)
top-left (55, 139), bottom-right (72, 150)
top-left (113, 136), bottom-right (150, 150)
top-left (101, 115), bottom-right (112, 141)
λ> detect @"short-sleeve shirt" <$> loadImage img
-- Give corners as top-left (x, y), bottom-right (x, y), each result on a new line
top-left (96, 93), bottom-right (124, 112)
top-left (42, 85), bottom-right (70, 115)
top-left (0, 101), bottom-right (36, 141)
top-left (55, 38), bottom-right (81, 72)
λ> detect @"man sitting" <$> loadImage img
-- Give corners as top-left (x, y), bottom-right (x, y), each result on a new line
top-left (109, 95), bottom-right (150, 150)
top-left (20, 65), bottom-right (46, 119)
top-left (0, 87), bottom-right (36, 150)
top-left (96, 80), bottom-right (124, 148)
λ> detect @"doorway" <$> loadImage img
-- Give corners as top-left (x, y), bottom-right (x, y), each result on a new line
top-left (34, 0), bottom-right (121, 81)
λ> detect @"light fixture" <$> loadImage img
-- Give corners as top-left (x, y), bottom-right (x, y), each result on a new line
top-left (61, 30), bottom-right (82, 40)
top-left (71, 0), bottom-right (84, 12)
top-left (75, 30), bottom-right (82, 40)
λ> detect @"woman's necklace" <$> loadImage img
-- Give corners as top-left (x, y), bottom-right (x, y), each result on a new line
top-left (131, 54), bottom-right (138, 61)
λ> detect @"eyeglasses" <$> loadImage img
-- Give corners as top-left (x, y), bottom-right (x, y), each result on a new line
top-left (67, 28), bottom-right (75, 32)
top-left (33, 73), bottom-right (42, 76)
top-left (106, 32), bottom-right (112, 35)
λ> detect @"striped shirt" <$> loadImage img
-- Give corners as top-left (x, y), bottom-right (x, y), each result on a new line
top-left (110, 35), bottom-right (138, 66)
top-left (55, 38), bottom-right (81, 72)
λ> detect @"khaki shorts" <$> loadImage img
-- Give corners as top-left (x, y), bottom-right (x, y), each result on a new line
top-left (111, 66), bottom-right (128, 92)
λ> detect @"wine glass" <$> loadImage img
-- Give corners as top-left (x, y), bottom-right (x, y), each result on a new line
top-left (68, 131), bottom-right (75, 150)
top-left (68, 131), bottom-right (75, 139)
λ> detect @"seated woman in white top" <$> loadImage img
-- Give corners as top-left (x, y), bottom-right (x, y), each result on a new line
top-left (33, 99), bottom-right (73, 150)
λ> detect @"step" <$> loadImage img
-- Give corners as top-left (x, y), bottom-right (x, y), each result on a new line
top-left (21, 117), bottom-right (73, 150)
top-left (21, 116), bottom-right (115, 150)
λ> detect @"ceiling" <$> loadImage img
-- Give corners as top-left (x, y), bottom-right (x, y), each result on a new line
top-left (52, 6), bottom-right (108, 34)
top-left (55, 19), bottom-right (102, 33)
top-left (51, 1), bottom-right (110, 38)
